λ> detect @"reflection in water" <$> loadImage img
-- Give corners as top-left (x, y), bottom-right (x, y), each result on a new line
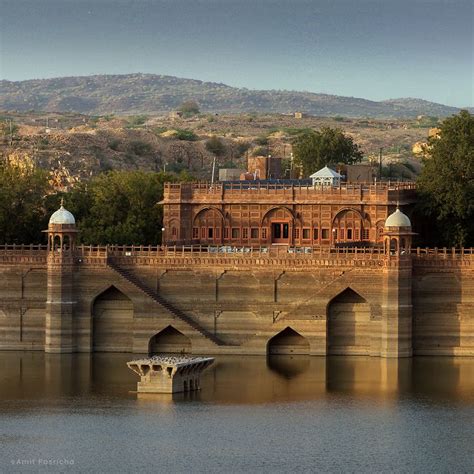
top-left (267, 355), bottom-right (311, 379)
top-left (1, 352), bottom-right (473, 473)
top-left (0, 352), bottom-right (473, 405)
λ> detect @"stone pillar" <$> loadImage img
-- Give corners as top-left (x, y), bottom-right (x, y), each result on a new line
top-left (45, 254), bottom-right (76, 353)
top-left (381, 254), bottom-right (413, 358)
top-left (44, 202), bottom-right (78, 353)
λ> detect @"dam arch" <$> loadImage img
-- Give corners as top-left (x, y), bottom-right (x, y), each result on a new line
top-left (148, 326), bottom-right (191, 355)
top-left (326, 288), bottom-right (371, 355)
top-left (267, 327), bottom-right (310, 355)
top-left (92, 285), bottom-right (133, 352)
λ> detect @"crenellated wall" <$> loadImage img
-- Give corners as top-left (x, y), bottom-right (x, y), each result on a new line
top-left (0, 246), bottom-right (472, 357)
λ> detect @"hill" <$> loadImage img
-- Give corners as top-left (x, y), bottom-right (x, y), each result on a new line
top-left (0, 73), bottom-right (468, 118)
top-left (1, 111), bottom-right (430, 187)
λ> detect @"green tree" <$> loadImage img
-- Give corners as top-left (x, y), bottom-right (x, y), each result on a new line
top-left (417, 110), bottom-right (474, 246)
top-left (206, 136), bottom-right (226, 157)
top-left (178, 100), bottom-right (200, 117)
top-left (292, 127), bottom-right (363, 176)
top-left (0, 163), bottom-right (51, 243)
top-left (66, 171), bottom-right (176, 245)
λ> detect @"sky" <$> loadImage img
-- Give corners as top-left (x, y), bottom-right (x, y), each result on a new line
top-left (1, 0), bottom-right (473, 107)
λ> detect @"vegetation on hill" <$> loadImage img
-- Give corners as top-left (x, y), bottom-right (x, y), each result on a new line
top-left (0, 73), bottom-right (467, 118)
top-left (0, 111), bottom-right (432, 186)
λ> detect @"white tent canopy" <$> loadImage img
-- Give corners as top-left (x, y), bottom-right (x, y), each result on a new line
top-left (309, 166), bottom-right (342, 186)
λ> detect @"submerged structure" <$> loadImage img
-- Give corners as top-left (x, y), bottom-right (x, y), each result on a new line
top-left (127, 356), bottom-right (214, 393)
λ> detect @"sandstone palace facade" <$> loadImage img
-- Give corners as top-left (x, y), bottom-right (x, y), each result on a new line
top-left (160, 181), bottom-right (416, 247)
top-left (0, 180), bottom-right (473, 358)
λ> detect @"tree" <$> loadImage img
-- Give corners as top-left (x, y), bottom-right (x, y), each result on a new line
top-left (417, 110), bottom-right (474, 247)
top-left (292, 127), bottom-right (363, 176)
top-left (205, 136), bottom-right (226, 157)
top-left (177, 100), bottom-right (200, 117)
top-left (0, 163), bottom-right (51, 243)
top-left (0, 119), bottom-right (19, 145)
top-left (65, 170), bottom-right (177, 245)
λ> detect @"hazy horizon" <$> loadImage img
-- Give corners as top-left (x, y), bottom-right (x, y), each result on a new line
top-left (1, 0), bottom-right (473, 107)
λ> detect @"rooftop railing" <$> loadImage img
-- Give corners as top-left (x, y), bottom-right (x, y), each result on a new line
top-left (164, 181), bottom-right (417, 195)
top-left (0, 244), bottom-right (472, 266)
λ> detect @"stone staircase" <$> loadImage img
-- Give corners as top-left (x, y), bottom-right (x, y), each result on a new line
top-left (107, 259), bottom-right (224, 346)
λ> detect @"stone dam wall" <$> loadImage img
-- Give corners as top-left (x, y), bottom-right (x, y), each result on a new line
top-left (0, 246), bottom-right (472, 357)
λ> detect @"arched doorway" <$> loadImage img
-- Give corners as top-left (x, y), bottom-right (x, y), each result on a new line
top-left (267, 327), bottom-right (310, 355)
top-left (148, 326), bottom-right (191, 355)
top-left (327, 288), bottom-right (371, 355)
top-left (262, 207), bottom-right (295, 245)
top-left (92, 286), bottom-right (133, 352)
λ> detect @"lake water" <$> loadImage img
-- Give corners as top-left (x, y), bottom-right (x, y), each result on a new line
top-left (0, 353), bottom-right (473, 473)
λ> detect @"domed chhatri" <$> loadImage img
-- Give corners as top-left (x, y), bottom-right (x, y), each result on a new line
top-left (385, 207), bottom-right (411, 228)
top-left (45, 199), bottom-right (78, 253)
top-left (49, 202), bottom-right (75, 225)
top-left (383, 206), bottom-right (415, 256)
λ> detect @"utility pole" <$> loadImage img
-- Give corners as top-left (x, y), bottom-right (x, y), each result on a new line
top-left (211, 155), bottom-right (216, 184)
top-left (379, 147), bottom-right (383, 180)
top-left (9, 119), bottom-right (13, 146)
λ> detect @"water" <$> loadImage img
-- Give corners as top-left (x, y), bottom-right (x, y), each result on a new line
top-left (1, 353), bottom-right (473, 473)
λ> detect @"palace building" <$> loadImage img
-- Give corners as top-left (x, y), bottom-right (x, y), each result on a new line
top-left (161, 168), bottom-right (417, 247)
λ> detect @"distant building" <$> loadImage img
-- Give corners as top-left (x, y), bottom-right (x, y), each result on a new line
top-left (219, 169), bottom-right (243, 181)
top-left (346, 164), bottom-right (373, 183)
top-left (247, 155), bottom-right (282, 180)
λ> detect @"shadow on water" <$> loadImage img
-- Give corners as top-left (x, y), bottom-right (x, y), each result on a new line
top-left (0, 352), bottom-right (473, 407)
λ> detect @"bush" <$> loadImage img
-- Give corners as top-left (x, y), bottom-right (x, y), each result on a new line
top-left (126, 115), bottom-right (148, 128)
top-left (178, 100), bottom-right (200, 117)
top-left (254, 135), bottom-right (269, 146)
top-left (174, 129), bottom-right (198, 141)
top-left (108, 139), bottom-right (121, 151)
top-left (206, 136), bottom-right (226, 156)
top-left (129, 140), bottom-right (152, 156)
top-left (252, 146), bottom-right (268, 157)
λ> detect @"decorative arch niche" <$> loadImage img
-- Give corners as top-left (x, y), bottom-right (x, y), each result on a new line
top-left (326, 288), bottom-right (372, 355)
top-left (332, 208), bottom-right (370, 244)
top-left (92, 286), bottom-right (133, 352)
top-left (267, 327), bottom-right (310, 355)
top-left (192, 207), bottom-right (225, 243)
top-left (148, 326), bottom-right (191, 355)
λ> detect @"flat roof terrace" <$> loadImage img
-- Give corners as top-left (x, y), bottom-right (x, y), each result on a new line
top-left (162, 181), bottom-right (417, 206)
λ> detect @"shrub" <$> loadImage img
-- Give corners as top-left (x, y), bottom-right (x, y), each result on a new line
top-left (126, 115), bottom-right (148, 128)
top-left (206, 136), bottom-right (226, 156)
top-left (174, 129), bottom-right (198, 141)
top-left (108, 139), bottom-right (121, 151)
top-left (129, 140), bottom-right (152, 156)
top-left (178, 100), bottom-right (200, 117)
top-left (254, 135), bottom-right (269, 146)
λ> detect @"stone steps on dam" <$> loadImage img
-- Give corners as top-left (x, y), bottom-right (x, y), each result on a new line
top-left (107, 259), bottom-right (225, 346)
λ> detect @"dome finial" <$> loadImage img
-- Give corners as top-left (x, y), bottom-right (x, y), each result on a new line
top-left (49, 199), bottom-right (75, 225)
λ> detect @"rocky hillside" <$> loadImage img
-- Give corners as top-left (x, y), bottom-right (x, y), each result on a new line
top-left (1, 111), bottom-right (431, 189)
top-left (1, 74), bottom-right (468, 118)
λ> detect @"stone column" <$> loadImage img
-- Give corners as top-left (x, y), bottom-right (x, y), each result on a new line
top-left (380, 254), bottom-right (413, 358)
top-left (45, 254), bottom-right (75, 353)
